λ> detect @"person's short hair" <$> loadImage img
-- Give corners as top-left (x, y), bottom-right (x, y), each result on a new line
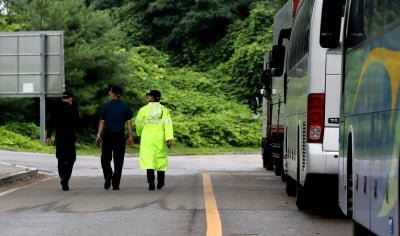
top-left (146, 90), bottom-right (161, 101)
top-left (62, 91), bottom-right (73, 99)
top-left (110, 86), bottom-right (123, 97)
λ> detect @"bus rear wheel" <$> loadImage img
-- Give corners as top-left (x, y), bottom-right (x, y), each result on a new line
top-left (285, 175), bottom-right (296, 196)
top-left (296, 181), bottom-right (307, 210)
top-left (296, 158), bottom-right (308, 210)
top-left (353, 220), bottom-right (375, 236)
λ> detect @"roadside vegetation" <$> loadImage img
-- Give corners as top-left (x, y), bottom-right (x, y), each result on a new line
top-left (0, 124), bottom-right (259, 155)
top-left (0, 0), bottom-right (284, 154)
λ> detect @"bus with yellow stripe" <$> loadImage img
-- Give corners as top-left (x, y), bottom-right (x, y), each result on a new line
top-left (321, 0), bottom-right (400, 234)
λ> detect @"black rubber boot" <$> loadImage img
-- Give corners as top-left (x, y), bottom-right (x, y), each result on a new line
top-left (147, 169), bottom-right (155, 191)
top-left (157, 171), bottom-right (165, 189)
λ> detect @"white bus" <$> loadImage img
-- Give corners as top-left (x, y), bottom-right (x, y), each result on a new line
top-left (322, 0), bottom-right (400, 234)
top-left (260, 1), bottom-right (291, 176)
top-left (270, 0), bottom-right (344, 211)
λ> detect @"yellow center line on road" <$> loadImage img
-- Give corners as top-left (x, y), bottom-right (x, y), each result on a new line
top-left (202, 173), bottom-right (222, 236)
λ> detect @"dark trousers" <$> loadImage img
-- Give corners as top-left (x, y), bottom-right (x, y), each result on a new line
top-left (57, 159), bottom-right (75, 183)
top-left (56, 141), bottom-right (76, 183)
top-left (101, 131), bottom-right (126, 188)
top-left (147, 169), bottom-right (165, 184)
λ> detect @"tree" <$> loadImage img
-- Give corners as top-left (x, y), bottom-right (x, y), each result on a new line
top-left (131, 0), bottom-right (260, 68)
top-left (221, 1), bottom-right (277, 100)
top-left (86, 0), bottom-right (125, 9)
top-left (6, 0), bottom-right (130, 135)
top-left (0, 15), bottom-right (20, 31)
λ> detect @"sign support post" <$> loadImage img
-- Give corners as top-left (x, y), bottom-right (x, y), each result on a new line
top-left (40, 34), bottom-right (46, 145)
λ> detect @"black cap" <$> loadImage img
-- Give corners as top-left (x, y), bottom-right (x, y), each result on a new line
top-left (62, 91), bottom-right (73, 99)
top-left (110, 86), bottom-right (123, 97)
top-left (146, 90), bottom-right (161, 101)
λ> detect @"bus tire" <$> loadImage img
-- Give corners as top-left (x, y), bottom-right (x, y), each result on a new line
top-left (296, 156), bottom-right (307, 210)
top-left (262, 138), bottom-right (274, 170)
top-left (353, 220), bottom-right (375, 236)
top-left (296, 181), bottom-right (307, 210)
top-left (281, 172), bottom-right (287, 182)
top-left (274, 158), bottom-right (283, 176)
top-left (285, 175), bottom-right (296, 196)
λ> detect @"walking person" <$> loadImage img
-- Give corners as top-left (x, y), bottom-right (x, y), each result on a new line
top-left (46, 91), bottom-right (80, 191)
top-left (96, 86), bottom-right (134, 190)
top-left (135, 90), bottom-right (174, 190)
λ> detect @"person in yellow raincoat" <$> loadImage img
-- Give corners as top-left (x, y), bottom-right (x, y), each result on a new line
top-left (135, 90), bottom-right (174, 190)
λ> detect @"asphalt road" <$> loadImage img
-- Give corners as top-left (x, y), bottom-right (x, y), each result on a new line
top-left (0, 150), bottom-right (352, 236)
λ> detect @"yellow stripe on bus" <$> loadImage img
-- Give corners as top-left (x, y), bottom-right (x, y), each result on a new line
top-left (202, 173), bottom-right (222, 236)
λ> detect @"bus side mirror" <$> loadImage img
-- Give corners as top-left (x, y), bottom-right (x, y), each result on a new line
top-left (320, 0), bottom-right (344, 48)
top-left (270, 45), bottom-right (285, 76)
top-left (261, 69), bottom-right (272, 86)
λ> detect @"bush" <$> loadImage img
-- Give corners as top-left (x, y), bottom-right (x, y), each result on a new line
top-left (3, 122), bottom-right (40, 140)
top-left (0, 127), bottom-right (53, 153)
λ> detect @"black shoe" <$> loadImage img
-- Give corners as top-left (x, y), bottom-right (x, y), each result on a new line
top-left (157, 183), bottom-right (164, 189)
top-left (104, 176), bottom-right (112, 190)
top-left (113, 187), bottom-right (120, 190)
top-left (61, 180), bottom-right (69, 191)
top-left (149, 183), bottom-right (155, 191)
top-left (63, 185), bottom-right (69, 191)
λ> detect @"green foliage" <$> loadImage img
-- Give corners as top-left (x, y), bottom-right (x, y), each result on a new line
top-left (7, 0), bottom-right (130, 132)
top-left (0, 0), bottom-right (280, 150)
top-left (0, 98), bottom-right (37, 125)
top-left (0, 125), bottom-right (259, 155)
top-left (111, 1), bottom-right (143, 48)
top-left (221, 1), bottom-right (277, 99)
top-left (0, 127), bottom-right (53, 153)
top-left (0, 15), bottom-right (21, 31)
top-left (132, 0), bottom-right (261, 68)
top-left (88, 0), bottom-right (125, 10)
top-left (173, 109), bottom-right (261, 148)
top-left (3, 123), bottom-right (40, 139)
top-left (125, 46), bottom-right (261, 147)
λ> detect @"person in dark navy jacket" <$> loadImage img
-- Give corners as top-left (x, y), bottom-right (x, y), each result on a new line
top-left (96, 86), bottom-right (134, 190)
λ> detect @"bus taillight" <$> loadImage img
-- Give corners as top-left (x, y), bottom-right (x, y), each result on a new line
top-left (307, 94), bottom-right (325, 143)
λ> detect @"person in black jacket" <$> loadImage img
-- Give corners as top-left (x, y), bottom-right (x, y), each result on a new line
top-left (46, 91), bottom-right (80, 191)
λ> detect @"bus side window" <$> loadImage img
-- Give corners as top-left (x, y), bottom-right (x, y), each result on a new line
top-left (346, 0), bottom-right (366, 48)
top-left (320, 0), bottom-right (345, 48)
top-left (371, 0), bottom-right (385, 35)
top-left (384, 0), bottom-right (400, 26)
top-left (369, 0), bottom-right (399, 37)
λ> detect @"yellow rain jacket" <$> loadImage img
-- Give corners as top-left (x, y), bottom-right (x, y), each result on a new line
top-left (135, 102), bottom-right (174, 171)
